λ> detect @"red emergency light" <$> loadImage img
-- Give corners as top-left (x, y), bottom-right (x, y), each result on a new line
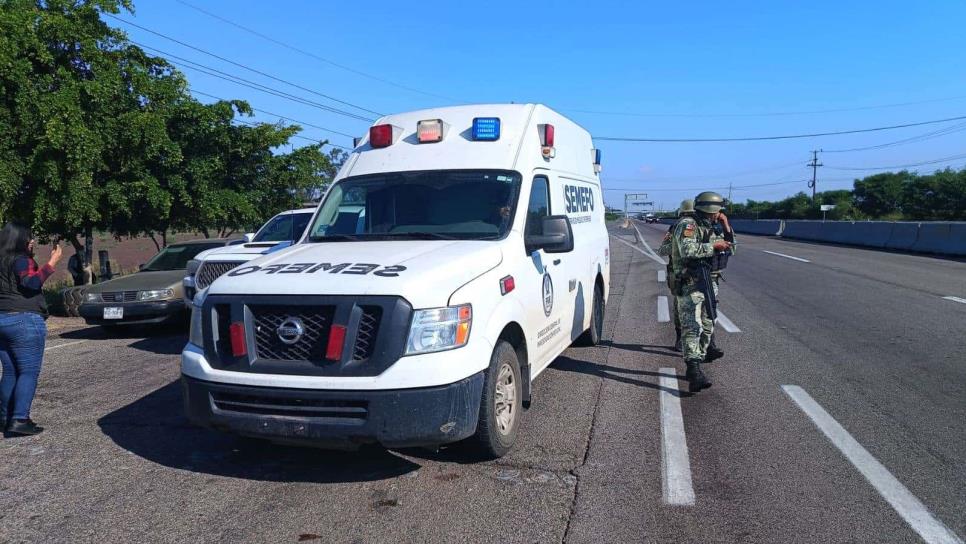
top-left (325, 324), bottom-right (347, 361)
top-left (369, 124), bottom-right (395, 148)
top-left (229, 322), bottom-right (247, 357)
top-left (541, 124), bottom-right (555, 147)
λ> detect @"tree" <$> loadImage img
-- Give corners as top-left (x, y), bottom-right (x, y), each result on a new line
top-left (0, 0), bottom-right (189, 259)
top-left (853, 172), bottom-right (910, 218)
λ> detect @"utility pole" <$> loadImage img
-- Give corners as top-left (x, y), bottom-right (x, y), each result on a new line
top-left (807, 150), bottom-right (823, 201)
top-left (727, 182), bottom-right (733, 203)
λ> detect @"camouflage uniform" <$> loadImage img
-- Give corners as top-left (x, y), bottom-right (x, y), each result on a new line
top-left (670, 216), bottom-right (724, 374)
top-left (657, 224), bottom-right (681, 343)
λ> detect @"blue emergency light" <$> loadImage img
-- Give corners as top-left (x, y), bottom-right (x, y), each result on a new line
top-left (472, 117), bottom-right (501, 141)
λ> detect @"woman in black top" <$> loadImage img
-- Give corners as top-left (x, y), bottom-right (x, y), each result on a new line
top-left (0, 223), bottom-right (62, 436)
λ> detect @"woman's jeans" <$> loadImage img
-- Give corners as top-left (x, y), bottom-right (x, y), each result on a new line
top-left (0, 312), bottom-right (47, 422)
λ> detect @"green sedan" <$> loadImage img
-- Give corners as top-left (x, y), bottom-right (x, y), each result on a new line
top-left (79, 239), bottom-right (234, 326)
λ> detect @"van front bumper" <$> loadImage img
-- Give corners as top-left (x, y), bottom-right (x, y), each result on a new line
top-left (181, 372), bottom-right (484, 449)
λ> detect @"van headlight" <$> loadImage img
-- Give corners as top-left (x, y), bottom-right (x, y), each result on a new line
top-left (138, 289), bottom-right (174, 301)
top-left (189, 305), bottom-right (204, 347)
top-left (405, 304), bottom-right (472, 355)
top-left (84, 292), bottom-right (101, 303)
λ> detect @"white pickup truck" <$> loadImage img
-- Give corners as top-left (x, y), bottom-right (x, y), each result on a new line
top-left (182, 207), bottom-right (315, 304)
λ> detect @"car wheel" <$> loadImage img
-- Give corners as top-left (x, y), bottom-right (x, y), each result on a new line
top-left (473, 340), bottom-right (522, 458)
top-left (576, 282), bottom-right (604, 346)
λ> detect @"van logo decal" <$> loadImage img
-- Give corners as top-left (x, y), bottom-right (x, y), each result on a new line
top-left (227, 263), bottom-right (407, 278)
top-left (542, 273), bottom-right (554, 316)
top-left (564, 185), bottom-right (595, 214)
top-left (276, 317), bottom-right (305, 345)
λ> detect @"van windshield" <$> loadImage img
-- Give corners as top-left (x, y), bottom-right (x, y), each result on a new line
top-left (307, 170), bottom-right (521, 242)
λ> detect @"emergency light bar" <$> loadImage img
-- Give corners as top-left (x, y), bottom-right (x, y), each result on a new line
top-left (540, 124), bottom-right (555, 148)
top-left (369, 124), bottom-right (402, 148)
top-left (472, 117), bottom-right (501, 141)
top-left (417, 119), bottom-right (445, 143)
top-left (593, 148), bottom-right (602, 173)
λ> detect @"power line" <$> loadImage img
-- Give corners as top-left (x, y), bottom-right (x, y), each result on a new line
top-left (106, 14), bottom-right (382, 118)
top-left (593, 114), bottom-right (966, 143)
top-left (191, 89), bottom-right (357, 139)
top-left (232, 118), bottom-right (351, 150)
top-left (824, 152), bottom-right (966, 171)
top-left (602, 180), bottom-right (807, 192)
top-left (134, 42), bottom-right (374, 122)
top-left (565, 95), bottom-right (966, 119)
top-left (823, 121), bottom-right (966, 153)
top-left (174, 0), bottom-right (455, 102)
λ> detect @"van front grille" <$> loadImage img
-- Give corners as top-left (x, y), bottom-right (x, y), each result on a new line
top-left (251, 305), bottom-right (334, 361)
top-left (352, 306), bottom-right (382, 361)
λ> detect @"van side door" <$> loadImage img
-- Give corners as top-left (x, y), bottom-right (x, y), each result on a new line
top-left (521, 175), bottom-right (572, 371)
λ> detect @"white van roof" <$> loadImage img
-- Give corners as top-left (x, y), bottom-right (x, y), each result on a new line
top-left (339, 104), bottom-right (599, 182)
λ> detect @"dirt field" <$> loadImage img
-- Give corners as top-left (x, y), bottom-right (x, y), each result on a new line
top-left (42, 232), bottom-right (222, 285)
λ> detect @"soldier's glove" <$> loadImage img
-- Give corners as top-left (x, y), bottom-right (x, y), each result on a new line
top-left (712, 240), bottom-right (732, 252)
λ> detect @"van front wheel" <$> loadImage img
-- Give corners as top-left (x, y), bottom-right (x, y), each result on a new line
top-left (576, 283), bottom-right (604, 346)
top-left (473, 340), bottom-right (522, 458)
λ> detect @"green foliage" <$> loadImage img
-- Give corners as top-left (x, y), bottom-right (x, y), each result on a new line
top-left (728, 168), bottom-right (966, 221)
top-left (1, 0), bottom-right (339, 250)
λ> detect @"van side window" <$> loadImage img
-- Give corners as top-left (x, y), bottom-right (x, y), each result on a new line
top-left (525, 176), bottom-right (551, 236)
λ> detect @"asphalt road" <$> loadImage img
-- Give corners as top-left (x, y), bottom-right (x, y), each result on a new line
top-left (1, 222), bottom-right (964, 543)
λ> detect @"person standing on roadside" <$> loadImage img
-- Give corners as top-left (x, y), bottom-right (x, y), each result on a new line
top-left (657, 199), bottom-right (695, 351)
top-left (704, 206), bottom-right (736, 361)
top-left (670, 192), bottom-right (731, 393)
top-left (0, 223), bottom-right (62, 436)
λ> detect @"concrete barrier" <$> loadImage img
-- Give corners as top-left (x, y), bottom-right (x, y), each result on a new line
top-left (781, 221), bottom-right (826, 241)
top-left (912, 222), bottom-right (966, 256)
top-left (729, 219), bottom-right (782, 236)
top-left (884, 222), bottom-right (919, 251)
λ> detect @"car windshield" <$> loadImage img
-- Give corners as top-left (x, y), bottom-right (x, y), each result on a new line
top-left (307, 170), bottom-right (521, 242)
top-left (253, 212), bottom-right (313, 243)
top-left (141, 243), bottom-right (225, 271)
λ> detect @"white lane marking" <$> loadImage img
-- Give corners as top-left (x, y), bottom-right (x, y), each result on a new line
top-left (762, 250), bottom-right (811, 263)
top-left (44, 340), bottom-right (86, 352)
top-left (942, 296), bottom-right (966, 304)
top-left (660, 367), bottom-right (696, 506)
top-left (657, 296), bottom-right (670, 322)
top-left (658, 270), bottom-right (667, 283)
top-left (610, 235), bottom-right (666, 266)
top-left (632, 223), bottom-right (668, 265)
top-left (782, 386), bottom-right (964, 544)
top-left (716, 311), bottom-right (741, 333)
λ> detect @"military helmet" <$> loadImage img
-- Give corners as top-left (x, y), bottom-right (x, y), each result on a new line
top-left (678, 199), bottom-right (695, 216)
top-left (694, 191), bottom-right (726, 213)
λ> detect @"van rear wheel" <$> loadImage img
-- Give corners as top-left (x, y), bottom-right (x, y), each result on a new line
top-left (576, 283), bottom-right (604, 346)
top-left (473, 340), bottom-right (522, 458)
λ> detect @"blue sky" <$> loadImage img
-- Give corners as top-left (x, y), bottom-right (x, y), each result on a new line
top-left (114, 0), bottom-right (966, 209)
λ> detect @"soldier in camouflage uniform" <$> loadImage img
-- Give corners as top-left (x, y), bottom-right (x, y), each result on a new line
top-left (657, 199), bottom-right (694, 351)
top-left (670, 191), bottom-right (732, 393)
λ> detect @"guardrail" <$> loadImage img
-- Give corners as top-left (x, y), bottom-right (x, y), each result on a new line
top-left (729, 220), bottom-right (966, 256)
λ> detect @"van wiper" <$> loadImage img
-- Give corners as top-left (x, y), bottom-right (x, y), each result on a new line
top-left (383, 232), bottom-right (456, 240)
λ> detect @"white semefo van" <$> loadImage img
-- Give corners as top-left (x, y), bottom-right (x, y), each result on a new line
top-left (181, 104), bottom-right (610, 457)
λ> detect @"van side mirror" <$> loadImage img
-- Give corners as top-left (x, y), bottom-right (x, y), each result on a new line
top-left (525, 215), bottom-right (574, 254)
top-left (243, 233), bottom-right (255, 243)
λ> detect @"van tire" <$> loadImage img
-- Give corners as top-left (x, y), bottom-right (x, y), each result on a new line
top-left (473, 340), bottom-right (522, 458)
top-left (576, 283), bottom-right (604, 346)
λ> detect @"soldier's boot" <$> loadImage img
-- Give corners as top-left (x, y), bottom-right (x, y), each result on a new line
top-left (705, 334), bottom-right (724, 362)
top-left (673, 326), bottom-right (682, 352)
top-left (685, 359), bottom-right (712, 393)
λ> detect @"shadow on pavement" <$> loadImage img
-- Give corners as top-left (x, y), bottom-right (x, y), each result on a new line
top-left (60, 322), bottom-right (185, 340)
top-left (549, 355), bottom-right (684, 396)
top-left (98, 380), bottom-right (421, 484)
top-left (601, 340), bottom-right (680, 358)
